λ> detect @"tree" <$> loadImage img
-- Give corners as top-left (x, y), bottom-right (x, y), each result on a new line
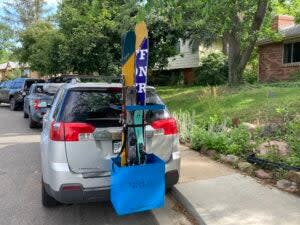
top-left (0, 23), bottom-right (13, 62)
top-left (273, 0), bottom-right (300, 22)
top-left (178, 0), bottom-right (270, 85)
top-left (1, 0), bottom-right (49, 29)
top-left (17, 21), bottom-right (65, 75)
top-left (16, 0), bottom-right (183, 76)
top-left (56, 0), bottom-right (124, 75)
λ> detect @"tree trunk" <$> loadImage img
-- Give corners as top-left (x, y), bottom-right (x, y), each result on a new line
top-left (227, 29), bottom-right (242, 85)
top-left (226, 0), bottom-right (269, 86)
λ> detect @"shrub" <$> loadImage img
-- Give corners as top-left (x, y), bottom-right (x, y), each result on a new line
top-left (173, 110), bottom-right (195, 143)
top-left (226, 126), bottom-right (252, 156)
top-left (194, 52), bottom-right (228, 86)
top-left (7, 69), bottom-right (22, 80)
top-left (257, 120), bottom-right (300, 166)
top-left (191, 126), bottom-right (228, 152)
top-left (243, 52), bottom-right (258, 84)
top-left (191, 125), bottom-right (251, 156)
top-left (243, 70), bottom-right (257, 84)
top-left (284, 121), bottom-right (300, 166)
top-left (289, 70), bottom-right (300, 81)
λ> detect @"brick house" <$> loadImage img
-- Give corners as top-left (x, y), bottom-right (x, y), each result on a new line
top-left (258, 15), bottom-right (300, 82)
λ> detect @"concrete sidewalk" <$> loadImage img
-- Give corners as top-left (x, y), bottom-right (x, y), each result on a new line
top-left (173, 145), bottom-right (300, 225)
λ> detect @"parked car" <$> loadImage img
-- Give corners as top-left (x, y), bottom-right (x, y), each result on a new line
top-left (24, 83), bottom-right (64, 128)
top-left (40, 82), bottom-right (180, 206)
top-left (0, 80), bottom-right (13, 104)
top-left (47, 75), bottom-right (120, 83)
top-left (0, 78), bottom-right (45, 110)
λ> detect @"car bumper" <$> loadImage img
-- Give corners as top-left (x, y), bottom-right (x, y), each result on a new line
top-left (45, 170), bottom-right (179, 204)
top-left (45, 155), bottom-right (180, 204)
top-left (31, 111), bottom-right (47, 124)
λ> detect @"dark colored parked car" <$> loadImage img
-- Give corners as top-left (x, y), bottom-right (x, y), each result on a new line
top-left (24, 83), bottom-right (64, 128)
top-left (0, 80), bottom-right (13, 105)
top-left (0, 78), bottom-right (45, 110)
top-left (47, 75), bottom-right (120, 83)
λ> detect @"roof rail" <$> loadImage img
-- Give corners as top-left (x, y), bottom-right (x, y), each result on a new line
top-left (70, 78), bottom-right (80, 84)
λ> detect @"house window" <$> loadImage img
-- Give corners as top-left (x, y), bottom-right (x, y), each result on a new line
top-left (283, 42), bottom-right (300, 64)
top-left (175, 40), bottom-right (181, 54)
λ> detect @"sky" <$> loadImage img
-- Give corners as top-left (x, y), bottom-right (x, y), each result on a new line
top-left (0, 0), bottom-right (59, 16)
top-left (45, 0), bottom-right (59, 11)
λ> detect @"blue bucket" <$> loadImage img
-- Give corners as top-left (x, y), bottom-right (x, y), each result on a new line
top-left (110, 154), bottom-right (165, 216)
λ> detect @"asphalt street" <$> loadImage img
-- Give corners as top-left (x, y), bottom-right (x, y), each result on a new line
top-left (0, 104), bottom-right (192, 225)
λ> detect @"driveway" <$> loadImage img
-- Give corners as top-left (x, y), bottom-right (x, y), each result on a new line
top-left (0, 104), bottom-right (192, 225)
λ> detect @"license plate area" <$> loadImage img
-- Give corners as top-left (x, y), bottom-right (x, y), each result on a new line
top-left (113, 140), bottom-right (122, 154)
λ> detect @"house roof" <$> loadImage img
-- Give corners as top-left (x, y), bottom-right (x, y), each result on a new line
top-left (281, 24), bottom-right (300, 38)
top-left (0, 63), bottom-right (7, 70)
top-left (0, 61), bottom-right (30, 71)
top-left (165, 52), bottom-right (200, 70)
top-left (257, 24), bottom-right (300, 46)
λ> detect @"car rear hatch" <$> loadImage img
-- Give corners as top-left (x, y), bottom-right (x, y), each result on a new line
top-left (55, 87), bottom-right (177, 175)
top-left (31, 85), bottom-right (56, 111)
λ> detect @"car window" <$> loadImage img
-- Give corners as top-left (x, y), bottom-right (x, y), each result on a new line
top-left (52, 89), bottom-right (65, 120)
top-left (33, 85), bottom-right (44, 94)
top-left (59, 88), bottom-right (169, 127)
top-left (43, 84), bottom-right (63, 96)
top-left (24, 80), bottom-right (45, 91)
top-left (29, 85), bottom-right (35, 94)
top-left (60, 90), bottom-right (122, 127)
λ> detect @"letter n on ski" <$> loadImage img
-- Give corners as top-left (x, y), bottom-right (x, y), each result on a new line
top-left (135, 22), bottom-right (149, 105)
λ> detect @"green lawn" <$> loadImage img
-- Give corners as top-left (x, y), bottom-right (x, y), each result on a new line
top-left (157, 82), bottom-right (300, 123)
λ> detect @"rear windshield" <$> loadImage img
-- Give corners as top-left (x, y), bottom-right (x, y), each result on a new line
top-left (60, 89), bottom-right (169, 127)
top-left (25, 80), bottom-right (45, 90)
top-left (43, 84), bottom-right (63, 95)
top-left (32, 85), bottom-right (45, 94)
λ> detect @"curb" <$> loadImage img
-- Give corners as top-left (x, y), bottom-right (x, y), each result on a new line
top-left (171, 186), bottom-right (207, 225)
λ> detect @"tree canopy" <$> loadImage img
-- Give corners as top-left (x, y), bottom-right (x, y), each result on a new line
top-left (16, 0), bottom-right (182, 76)
top-left (11, 0), bottom-right (300, 84)
top-left (1, 0), bottom-right (49, 29)
top-left (0, 23), bottom-right (14, 62)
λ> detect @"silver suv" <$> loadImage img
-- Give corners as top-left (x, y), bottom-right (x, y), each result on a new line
top-left (40, 82), bottom-right (180, 207)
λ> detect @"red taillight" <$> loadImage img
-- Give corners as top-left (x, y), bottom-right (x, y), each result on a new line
top-left (33, 99), bottom-right (40, 110)
top-left (50, 121), bottom-right (64, 141)
top-left (151, 118), bottom-right (178, 135)
top-left (64, 123), bottom-right (95, 141)
top-left (50, 122), bottom-right (95, 142)
top-left (62, 185), bottom-right (81, 191)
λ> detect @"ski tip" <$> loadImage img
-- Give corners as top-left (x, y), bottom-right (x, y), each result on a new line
top-left (121, 30), bottom-right (136, 65)
top-left (135, 21), bottom-right (148, 49)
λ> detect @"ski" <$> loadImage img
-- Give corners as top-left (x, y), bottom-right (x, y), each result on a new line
top-left (134, 22), bottom-right (149, 164)
top-left (120, 31), bottom-right (136, 166)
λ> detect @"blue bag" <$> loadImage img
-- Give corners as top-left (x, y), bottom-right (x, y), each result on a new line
top-left (110, 154), bottom-right (165, 215)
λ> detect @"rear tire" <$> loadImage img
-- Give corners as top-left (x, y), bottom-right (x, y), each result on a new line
top-left (10, 97), bottom-right (17, 111)
top-left (29, 114), bottom-right (39, 128)
top-left (23, 111), bottom-right (29, 118)
top-left (42, 180), bottom-right (59, 207)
